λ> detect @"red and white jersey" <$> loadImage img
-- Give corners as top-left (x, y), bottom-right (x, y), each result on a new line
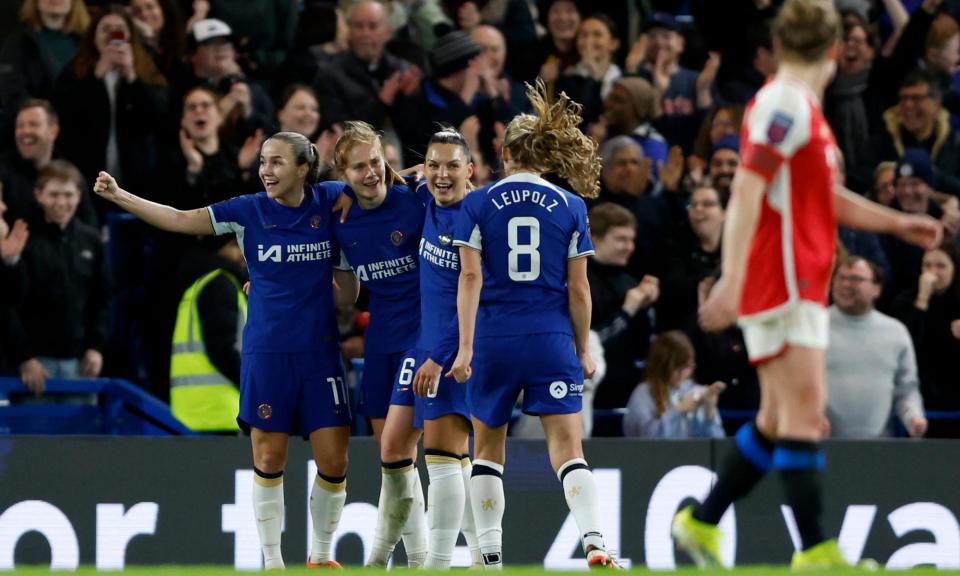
top-left (739, 78), bottom-right (839, 321)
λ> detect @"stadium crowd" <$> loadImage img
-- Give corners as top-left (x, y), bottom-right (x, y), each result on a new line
top-left (1, 0), bottom-right (959, 438)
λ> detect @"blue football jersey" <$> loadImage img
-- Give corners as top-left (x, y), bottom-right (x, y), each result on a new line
top-left (333, 182), bottom-right (427, 354)
top-left (453, 173), bottom-right (594, 338)
top-left (208, 184), bottom-right (341, 353)
top-left (417, 184), bottom-right (461, 365)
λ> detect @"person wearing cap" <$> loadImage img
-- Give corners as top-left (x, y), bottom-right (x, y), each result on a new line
top-left (393, 30), bottom-right (510, 167)
top-left (601, 76), bottom-right (669, 178)
top-left (881, 147), bottom-right (957, 305)
top-left (178, 18), bottom-right (274, 136)
top-left (629, 11), bottom-right (717, 152)
top-left (707, 134), bottom-right (740, 192)
top-left (879, 68), bottom-right (960, 196)
top-left (312, 0), bottom-right (419, 130)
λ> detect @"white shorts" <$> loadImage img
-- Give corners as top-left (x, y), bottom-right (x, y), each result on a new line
top-left (738, 301), bottom-right (828, 365)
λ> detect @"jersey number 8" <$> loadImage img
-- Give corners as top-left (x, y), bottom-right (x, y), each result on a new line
top-left (507, 216), bottom-right (541, 282)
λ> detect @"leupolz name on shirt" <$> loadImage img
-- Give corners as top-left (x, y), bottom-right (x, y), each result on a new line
top-left (257, 241), bottom-right (333, 263)
top-left (490, 188), bottom-right (560, 213)
top-left (419, 238), bottom-right (459, 270)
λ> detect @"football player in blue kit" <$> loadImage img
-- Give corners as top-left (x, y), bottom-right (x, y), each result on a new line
top-left (93, 132), bottom-right (358, 570)
top-left (328, 121), bottom-right (430, 567)
top-left (448, 81), bottom-right (620, 570)
top-left (371, 128), bottom-right (484, 570)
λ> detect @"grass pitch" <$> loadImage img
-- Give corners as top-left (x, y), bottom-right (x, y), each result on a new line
top-left (3, 567), bottom-right (960, 575)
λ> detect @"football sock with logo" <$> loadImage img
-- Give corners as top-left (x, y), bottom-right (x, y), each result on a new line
top-left (471, 459), bottom-right (505, 570)
top-left (694, 422), bottom-right (774, 524)
top-left (558, 459), bottom-right (605, 554)
top-left (308, 472), bottom-right (347, 564)
top-left (774, 440), bottom-right (826, 551)
top-left (368, 459), bottom-right (416, 567)
top-left (401, 468), bottom-right (428, 567)
top-left (425, 450), bottom-right (466, 570)
top-left (460, 455), bottom-right (483, 567)
top-left (253, 468), bottom-right (285, 570)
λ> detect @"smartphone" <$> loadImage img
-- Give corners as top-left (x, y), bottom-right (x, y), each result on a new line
top-left (108, 30), bottom-right (127, 46)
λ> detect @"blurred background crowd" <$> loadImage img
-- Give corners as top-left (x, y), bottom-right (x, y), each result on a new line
top-left (1, 0), bottom-right (958, 439)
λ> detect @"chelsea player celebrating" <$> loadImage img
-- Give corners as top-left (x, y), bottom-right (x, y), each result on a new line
top-left (449, 81), bottom-right (620, 570)
top-left (330, 121), bottom-right (430, 567)
top-left (93, 132), bottom-right (358, 570)
top-left (405, 129), bottom-right (483, 569)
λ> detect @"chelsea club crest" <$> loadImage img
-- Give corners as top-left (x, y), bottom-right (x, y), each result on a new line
top-left (310, 215), bottom-right (322, 228)
top-left (390, 230), bottom-right (404, 246)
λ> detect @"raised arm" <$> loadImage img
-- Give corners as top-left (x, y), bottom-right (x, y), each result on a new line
top-left (333, 269), bottom-right (360, 306)
top-left (448, 246), bottom-right (482, 383)
top-left (93, 171), bottom-right (214, 235)
top-left (834, 185), bottom-right (942, 249)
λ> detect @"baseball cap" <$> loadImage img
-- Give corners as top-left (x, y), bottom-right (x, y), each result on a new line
top-left (192, 19), bottom-right (233, 45)
top-left (896, 147), bottom-right (937, 189)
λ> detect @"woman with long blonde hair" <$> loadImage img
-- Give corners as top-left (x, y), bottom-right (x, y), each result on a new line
top-left (448, 80), bottom-right (618, 569)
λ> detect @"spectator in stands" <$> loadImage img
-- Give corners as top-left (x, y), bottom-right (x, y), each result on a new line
top-left (177, 18), bottom-right (274, 143)
top-left (879, 68), bottom-right (960, 196)
top-left (827, 256), bottom-right (927, 438)
top-left (167, 86), bottom-right (260, 207)
top-left (658, 180), bottom-right (725, 331)
top-left (53, 5), bottom-right (168, 201)
top-left (312, 1), bottom-right (420, 129)
top-left (599, 77), bottom-right (668, 177)
top-left (275, 84), bottom-right (340, 179)
top-left (871, 160), bottom-right (897, 205)
top-left (392, 31), bottom-right (487, 166)
top-left (705, 134), bottom-right (740, 194)
top-left (630, 12), bottom-right (718, 152)
top-left (129, 0), bottom-right (189, 81)
top-left (892, 244), bottom-right (960, 437)
top-left (206, 0), bottom-right (297, 88)
top-left (533, 0), bottom-right (582, 86)
top-left (586, 202), bottom-right (659, 410)
top-left (883, 148), bottom-right (958, 300)
top-left (170, 237), bottom-right (247, 432)
top-left (11, 160), bottom-right (112, 394)
top-left (0, 0), bottom-right (90, 135)
top-left (470, 25), bottom-right (527, 111)
top-left (623, 331), bottom-right (725, 439)
top-left (690, 104), bottom-right (744, 174)
top-left (556, 13), bottom-right (622, 126)
top-left (597, 136), bottom-right (674, 279)
top-left (0, 99), bottom-right (96, 226)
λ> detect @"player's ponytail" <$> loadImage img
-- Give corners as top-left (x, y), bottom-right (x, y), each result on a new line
top-left (502, 79), bottom-right (600, 199)
top-left (268, 131), bottom-right (321, 185)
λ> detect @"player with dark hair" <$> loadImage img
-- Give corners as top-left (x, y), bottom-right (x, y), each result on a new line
top-left (671, 0), bottom-right (942, 569)
top-left (93, 131), bottom-right (358, 570)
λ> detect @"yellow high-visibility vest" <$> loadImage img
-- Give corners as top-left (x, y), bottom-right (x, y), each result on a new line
top-left (170, 269), bottom-right (247, 431)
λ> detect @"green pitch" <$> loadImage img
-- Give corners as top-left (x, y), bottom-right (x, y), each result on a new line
top-left (4, 567), bottom-right (960, 575)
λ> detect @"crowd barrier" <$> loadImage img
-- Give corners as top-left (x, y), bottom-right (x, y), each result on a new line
top-left (1, 437), bottom-right (959, 570)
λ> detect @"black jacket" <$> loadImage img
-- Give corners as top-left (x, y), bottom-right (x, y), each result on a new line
top-left (312, 50), bottom-right (412, 129)
top-left (588, 259), bottom-right (651, 409)
top-left (14, 210), bottom-right (112, 359)
top-left (52, 67), bottom-right (168, 199)
top-left (0, 151), bottom-right (98, 227)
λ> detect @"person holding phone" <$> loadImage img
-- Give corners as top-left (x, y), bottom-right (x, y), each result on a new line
top-left (52, 5), bottom-right (168, 202)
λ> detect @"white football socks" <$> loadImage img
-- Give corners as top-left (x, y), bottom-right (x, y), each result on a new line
top-left (558, 458), bottom-right (605, 554)
top-left (470, 459), bottom-right (505, 570)
top-left (424, 455), bottom-right (465, 570)
top-left (402, 468), bottom-right (428, 567)
top-left (367, 460), bottom-right (416, 567)
top-left (253, 472), bottom-right (285, 570)
top-left (308, 473), bottom-right (347, 564)
top-left (460, 456), bottom-right (483, 568)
